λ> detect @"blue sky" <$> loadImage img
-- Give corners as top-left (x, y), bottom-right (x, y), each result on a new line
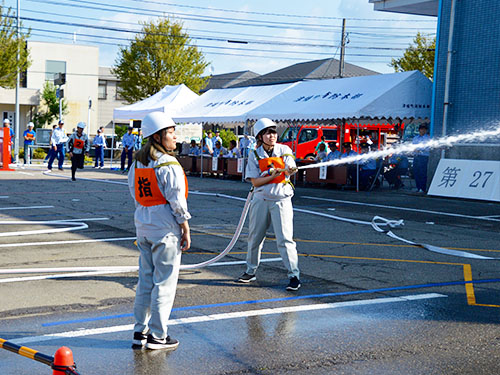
top-left (5, 0), bottom-right (437, 76)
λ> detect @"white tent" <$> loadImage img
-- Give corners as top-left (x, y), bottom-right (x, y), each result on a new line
top-left (173, 82), bottom-right (298, 124)
top-left (246, 70), bottom-right (432, 121)
top-left (113, 84), bottom-right (199, 121)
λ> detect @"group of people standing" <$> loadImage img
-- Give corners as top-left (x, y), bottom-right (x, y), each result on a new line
top-left (43, 120), bottom-right (91, 181)
top-left (187, 130), bottom-right (256, 159)
top-left (311, 124), bottom-right (430, 193)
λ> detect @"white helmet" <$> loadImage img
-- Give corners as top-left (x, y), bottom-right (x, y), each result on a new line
top-left (3, 118), bottom-right (10, 125)
top-left (253, 118), bottom-right (276, 137)
top-left (142, 112), bottom-right (176, 138)
top-left (28, 122), bottom-right (34, 128)
top-left (77, 122), bottom-right (86, 129)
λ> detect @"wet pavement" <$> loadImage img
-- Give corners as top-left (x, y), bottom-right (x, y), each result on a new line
top-left (1, 164), bottom-right (500, 374)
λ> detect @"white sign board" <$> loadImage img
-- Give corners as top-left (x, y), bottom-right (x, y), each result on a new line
top-left (237, 158), bottom-right (244, 173)
top-left (319, 165), bottom-right (327, 180)
top-left (428, 159), bottom-right (500, 202)
top-left (212, 157), bottom-right (218, 171)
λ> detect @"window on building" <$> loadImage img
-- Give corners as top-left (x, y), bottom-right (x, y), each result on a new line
top-left (45, 60), bottom-right (66, 81)
top-left (98, 80), bottom-right (107, 100)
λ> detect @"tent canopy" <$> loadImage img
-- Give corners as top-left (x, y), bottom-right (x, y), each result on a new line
top-left (172, 82), bottom-right (297, 124)
top-left (246, 70), bottom-right (432, 122)
top-left (113, 84), bottom-right (199, 121)
top-left (172, 71), bottom-right (431, 125)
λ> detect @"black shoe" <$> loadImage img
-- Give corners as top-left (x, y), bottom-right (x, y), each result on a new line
top-left (58, 168), bottom-right (64, 171)
top-left (286, 276), bottom-right (301, 291)
top-left (71, 177), bottom-right (76, 181)
top-left (238, 273), bottom-right (256, 283)
top-left (131, 331), bottom-right (148, 349)
top-left (145, 335), bottom-right (179, 351)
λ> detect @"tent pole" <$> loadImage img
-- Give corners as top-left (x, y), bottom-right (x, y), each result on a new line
top-left (356, 120), bottom-right (359, 192)
top-left (110, 120), bottom-right (115, 169)
top-left (242, 119), bottom-right (250, 182)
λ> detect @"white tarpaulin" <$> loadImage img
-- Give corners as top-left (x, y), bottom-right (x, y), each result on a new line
top-left (246, 70), bottom-right (432, 121)
top-left (113, 84), bottom-right (199, 121)
top-left (173, 82), bottom-right (298, 123)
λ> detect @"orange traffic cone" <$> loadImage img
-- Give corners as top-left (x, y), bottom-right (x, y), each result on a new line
top-left (52, 346), bottom-right (78, 375)
top-left (1, 127), bottom-right (14, 171)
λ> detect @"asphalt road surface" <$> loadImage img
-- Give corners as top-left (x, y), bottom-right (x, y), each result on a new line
top-left (1, 165), bottom-right (500, 374)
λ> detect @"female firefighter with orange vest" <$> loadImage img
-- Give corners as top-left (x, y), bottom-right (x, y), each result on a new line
top-left (238, 118), bottom-right (301, 291)
top-left (128, 111), bottom-right (190, 351)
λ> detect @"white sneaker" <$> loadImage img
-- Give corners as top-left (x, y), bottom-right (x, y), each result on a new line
top-left (43, 170), bottom-right (52, 174)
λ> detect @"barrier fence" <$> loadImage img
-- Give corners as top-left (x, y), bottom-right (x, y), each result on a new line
top-left (0, 338), bottom-right (80, 374)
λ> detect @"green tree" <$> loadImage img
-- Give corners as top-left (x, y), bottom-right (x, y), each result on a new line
top-left (219, 129), bottom-right (237, 148)
top-left (113, 18), bottom-right (209, 103)
top-left (0, 4), bottom-right (31, 88)
top-left (115, 124), bottom-right (128, 141)
top-left (33, 81), bottom-right (68, 128)
top-left (390, 32), bottom-right (435, 80)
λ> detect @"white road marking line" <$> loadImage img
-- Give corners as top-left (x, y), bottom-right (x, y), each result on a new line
top-left (17, 171), bottom-right (35, 176)
top-left (302, 196), bottom-right (500, 222)
top-left (208, 257), bottom-right (282, 267)
top-left (0, 236), bottom-right (136, 248)
top-left (0, 258), bottom-right (282, 282)
top-left (10, 293), bottom-right (447, 345)
top-left (0, 205), bottom-right (54, 211)
top-left (0, 196), bottom-right (9, 199)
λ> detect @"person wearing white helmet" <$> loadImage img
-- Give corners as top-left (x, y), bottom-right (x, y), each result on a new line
top-left (45, 120), bottom-right (67, 173)
top-left (67, 122), bottom-right (90, 181)
top-left (237, 118), bottom-right (301, 291)
top-left (128, 111), bottom-right (190, 351)
top-left (23, 122), bottom-right (36, 164)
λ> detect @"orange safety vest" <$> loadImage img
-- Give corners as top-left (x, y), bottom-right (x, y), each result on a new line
top-left (258, 156), bottom-right (286, 184)
top-left (74, 138), bottom-right (85, 149)
top-left (134, 161), bottom-right (188, 207)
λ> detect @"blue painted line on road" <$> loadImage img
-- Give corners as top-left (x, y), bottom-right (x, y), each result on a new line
top-left (42, 278), bottom-right (500, 327)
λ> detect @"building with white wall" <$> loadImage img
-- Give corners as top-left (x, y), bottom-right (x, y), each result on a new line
top-left (97, 67), bottom-right (129, 134)
top-left (0, 41), bottom-right (99, 151)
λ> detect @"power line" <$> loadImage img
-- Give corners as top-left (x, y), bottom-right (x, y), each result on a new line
top-left (21, 7), bottom-right (426, 47)
top-left (26, 0), bottom-right (436, 34)
top-left (124, 0), bottom-right (437, 23)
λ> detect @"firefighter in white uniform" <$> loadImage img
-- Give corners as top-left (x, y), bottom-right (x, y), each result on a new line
top-left (238, 118), bottom-right (301, 291)
top-left (128, 111), bottom-right (191, 351)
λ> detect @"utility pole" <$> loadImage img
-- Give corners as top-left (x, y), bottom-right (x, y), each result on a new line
top-left (14, 0), bottom-right (20, 164)
top-left (338, 18), bottom-right (346, 78)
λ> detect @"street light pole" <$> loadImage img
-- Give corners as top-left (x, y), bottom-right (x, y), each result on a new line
top-left (14, 0), bottom-right (20, 164)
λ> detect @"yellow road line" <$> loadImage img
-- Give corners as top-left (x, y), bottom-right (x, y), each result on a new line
top-left (191, 231), bottom-right (500, 253)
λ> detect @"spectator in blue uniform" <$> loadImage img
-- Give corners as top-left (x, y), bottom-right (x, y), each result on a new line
top-left (325, 142), bottom-right (341, 161)
top-left (412, 124), bottom-right (431, 194)
top-left (23, 122), bottom-right (35, 164)
top-left (358, 143), bottom-right (377, 190)
top-left (92, 128), bottom-right (106, 169)
top-left (121, 126), bottom-right (136, 172)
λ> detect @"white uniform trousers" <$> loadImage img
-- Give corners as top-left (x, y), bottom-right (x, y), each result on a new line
top-left (246, 196), bottom-right (300, 279)
top-left (134, 234), bottom-right (181, 339)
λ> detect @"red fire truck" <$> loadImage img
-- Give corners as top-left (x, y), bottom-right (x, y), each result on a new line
top-left (279, 122), bottom-right (403, 159)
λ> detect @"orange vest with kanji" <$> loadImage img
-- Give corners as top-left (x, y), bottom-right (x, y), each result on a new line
top-left (258, 156), bottom-right (286, 184)
top-left (134, 161), bottom-right (188, 207)
top-left (74, 138), bottom-right (84, 149)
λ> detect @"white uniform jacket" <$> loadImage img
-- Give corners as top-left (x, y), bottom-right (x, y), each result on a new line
top-left (245, 143), bottom-right (295, 201)
top-left (128, 151), bottom-right (191, 238)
